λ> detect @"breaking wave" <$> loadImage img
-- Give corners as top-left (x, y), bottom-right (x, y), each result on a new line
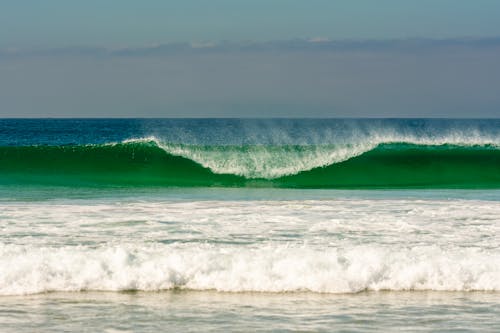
top-left (0, 137), bottom-right (499, 188)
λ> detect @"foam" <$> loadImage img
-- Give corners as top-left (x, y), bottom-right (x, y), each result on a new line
top-left (2, 197), bottom-right (500, 296)
top-left (1, 243), bottom-right (500, 295)
top-left (159, 142), bottom-right (373, 179)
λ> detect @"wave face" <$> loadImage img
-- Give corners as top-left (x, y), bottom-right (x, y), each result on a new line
top-left (1, 119), bottom-right (499, 189)
top-left (0, 139), bottom-right (499, 188)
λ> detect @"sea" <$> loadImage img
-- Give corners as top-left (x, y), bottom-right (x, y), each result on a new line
top-left (0, 118), bottom-right (499, 332)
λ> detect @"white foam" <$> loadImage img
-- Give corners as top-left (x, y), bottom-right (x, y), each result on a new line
top-left (1, 198), bottom-right (500, 296)
top-left (143, 131), bottom-right (500, 178)
top-left (2, 242), bottom-right (500, 295)
top-left (159, 142), bottom-right (374, 179)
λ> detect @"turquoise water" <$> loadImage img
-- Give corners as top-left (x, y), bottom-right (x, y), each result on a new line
top-left (1, 142), bottom-right (499, 188)
top-left (1, 119), bottom-right (500, 331)
top-left (1, 119), bottom-right (499, 189)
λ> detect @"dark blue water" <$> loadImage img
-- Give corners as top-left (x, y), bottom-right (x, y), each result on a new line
top-left (1, 118), bottom-right (498, 146)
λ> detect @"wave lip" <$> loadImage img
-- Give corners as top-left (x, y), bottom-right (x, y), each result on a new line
top-left (1, 243), bottom-right (500, 295)
top-left (135, 135), bottom-right (500, 179)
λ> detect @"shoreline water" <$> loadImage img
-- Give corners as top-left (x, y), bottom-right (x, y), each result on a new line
top-left (2, 290), bottom-right (500, 332)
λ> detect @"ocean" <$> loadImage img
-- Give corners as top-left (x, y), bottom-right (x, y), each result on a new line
top-left (0, 118), bottom-right (499, 332)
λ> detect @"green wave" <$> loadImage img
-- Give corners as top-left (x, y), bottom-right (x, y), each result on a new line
top-left (0, 141), bottom-right (499, 188)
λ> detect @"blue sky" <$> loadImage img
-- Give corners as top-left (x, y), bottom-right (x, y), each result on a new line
top-left (1, 1), bottom-right (500, 117)
top-left (2, 0), bottom-right (500, 47)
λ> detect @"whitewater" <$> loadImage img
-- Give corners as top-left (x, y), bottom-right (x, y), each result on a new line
top-left (2, 196), bottom-right (500, 295)
top-left (153, 132), bottom-right (500, 179)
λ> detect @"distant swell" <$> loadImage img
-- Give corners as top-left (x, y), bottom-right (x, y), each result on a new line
top-left (2, 243), bottom-right (500, 295)
top-left (0, 139), bottom-right (499, 188)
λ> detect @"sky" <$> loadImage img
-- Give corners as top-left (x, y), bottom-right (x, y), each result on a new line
top-left (1, 0), bottom-right (500, 117)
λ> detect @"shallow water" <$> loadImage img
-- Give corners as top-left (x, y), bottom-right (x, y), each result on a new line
top-left (2, 291), bottom-right (500, 332)
top-left (2, 189), bottom-right (500, 331)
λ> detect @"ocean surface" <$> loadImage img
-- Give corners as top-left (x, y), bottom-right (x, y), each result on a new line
top-left (1, 118), bottom-right (500, 332)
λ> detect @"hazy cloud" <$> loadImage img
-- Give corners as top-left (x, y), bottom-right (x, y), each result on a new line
top-left (3, 38), bottom-right (500, 58)
top-left (1, 38), bottom-right (500, 117)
